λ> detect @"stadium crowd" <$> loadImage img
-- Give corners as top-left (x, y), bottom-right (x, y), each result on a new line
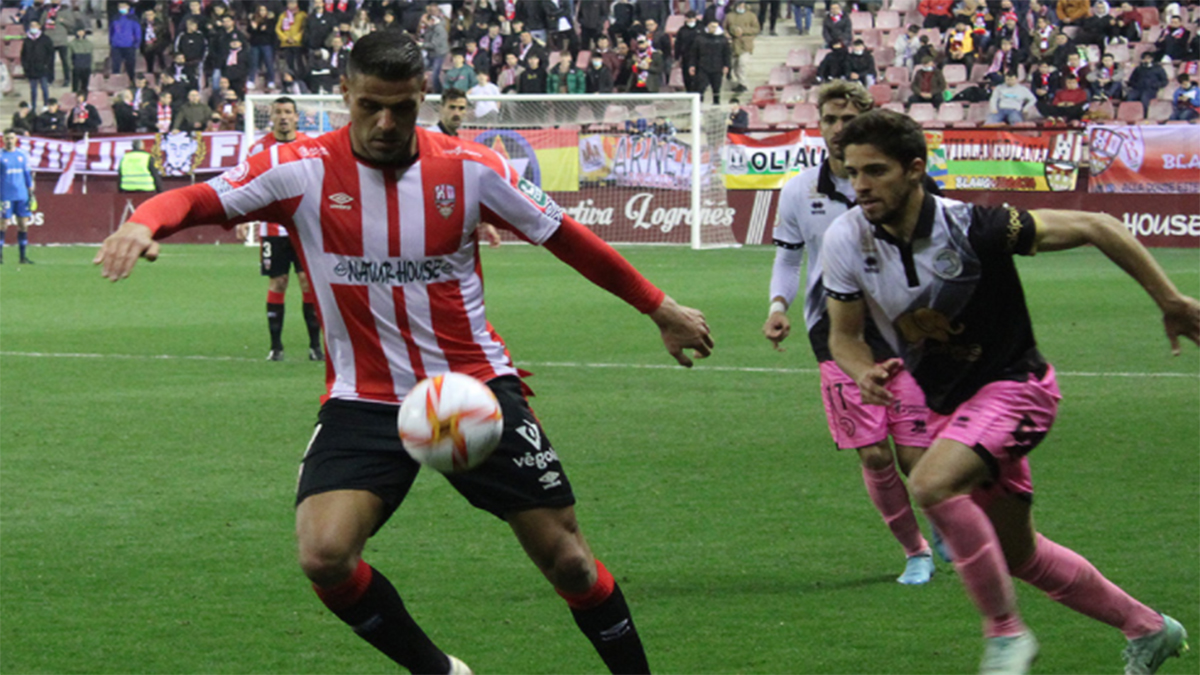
top-left (4, 0), bottom-right (1199, 135)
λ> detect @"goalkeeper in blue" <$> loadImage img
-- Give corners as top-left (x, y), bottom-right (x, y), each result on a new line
top-left (1, 130), bottom-right (36, 264)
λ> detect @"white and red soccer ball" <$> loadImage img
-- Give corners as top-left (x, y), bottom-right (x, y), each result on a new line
top-left (397, 373), bottom-right (504, 473)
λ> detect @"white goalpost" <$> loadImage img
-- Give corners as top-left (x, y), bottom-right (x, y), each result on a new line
top-left (244, 92), bottom-right (738, 249)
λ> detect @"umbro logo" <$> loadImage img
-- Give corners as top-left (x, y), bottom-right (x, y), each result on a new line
top-left (328, 192), bottom-right (354, 210)
top-left (539, 471), bottom-right (562, 490)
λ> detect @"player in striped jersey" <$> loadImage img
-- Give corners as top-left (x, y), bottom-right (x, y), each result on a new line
top-left (95, 31), bottom-right (712, 675)
top-left (244, 97), bottom-right (324, 362)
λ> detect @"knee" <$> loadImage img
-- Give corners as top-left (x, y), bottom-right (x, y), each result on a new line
top-left (857, 443), bottom-right (895, 471)
top-left (547, 549), bottom-right (596, 594)
top-left (297, 535), bottom-right (360, 587)
top-left (907, 468), bottom-right (955, 510)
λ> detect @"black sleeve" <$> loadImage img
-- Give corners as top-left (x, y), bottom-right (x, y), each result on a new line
top-left (967, 204), bottom-right (1038, 258)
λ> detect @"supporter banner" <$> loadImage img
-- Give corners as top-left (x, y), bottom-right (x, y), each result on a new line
top-left (12, 132), bottom-right (245, 177)
top-left (724, 130), bottom-right (828, 190)
top-left (927, 129), bottom-right (1085, 192)
top-left (578, 130), bottom-right (699, 191)
top-left (1087, 125), bottom-right (1200, 194)
top-left (725, 129), bottom-right (1086, 192)
top-left (460, 128), bottom-right (579, 193)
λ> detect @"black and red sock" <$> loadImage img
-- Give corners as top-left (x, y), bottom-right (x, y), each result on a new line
top-left (266, 290), bottom-right (285, 351)
top-left (557, 560), bottom-right (650, 675)
top-left (302, 291), bottom-right (321, 351)
top-left (314, 559), bottom-right (450, 674)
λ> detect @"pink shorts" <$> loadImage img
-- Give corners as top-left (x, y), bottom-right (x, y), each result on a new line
top-left (818, 361), bottom-right (932, 450)
top-left (929, 365), bottom-right (1062, 508)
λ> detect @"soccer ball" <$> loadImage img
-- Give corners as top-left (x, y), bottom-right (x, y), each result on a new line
top-left (397, 373), bottom-right (504, 473)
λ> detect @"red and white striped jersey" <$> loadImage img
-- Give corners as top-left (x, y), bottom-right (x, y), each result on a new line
top-left (207, 126), bottom-right (569, 404)
top-left (245, 132), bottom-right (310, 238)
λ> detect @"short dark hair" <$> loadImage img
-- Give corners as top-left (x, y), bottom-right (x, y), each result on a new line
top-left (441, 87), bottom-right (467, 104)
top-left (347, 30), bottom-right (425, 81)
top-left (837, 110), bottom-right (927, 169)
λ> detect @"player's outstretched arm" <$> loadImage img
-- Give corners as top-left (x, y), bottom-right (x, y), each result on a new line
top-left (1033, 209), bottom-right (1200, 354)
top-left (93, 221), bottom-right (160, 281)
top-left (827, 296), bottom-right (899, 405)
top-left (650, 295), bottom-right (714, 368)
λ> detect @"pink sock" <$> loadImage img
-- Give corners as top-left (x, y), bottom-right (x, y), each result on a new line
top-left (862, 464), bottom-right (929, 557)
top-left (924, 495), bottom-right (1025, 638)
top-left (1013, 534), bottom-right (1164, 639)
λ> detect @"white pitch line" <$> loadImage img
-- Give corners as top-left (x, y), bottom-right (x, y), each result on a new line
top-left (1, 351), bottom-right (1197, 378)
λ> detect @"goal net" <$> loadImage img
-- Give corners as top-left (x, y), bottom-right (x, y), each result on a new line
top-left (244, 92), bottom-right (738, 249)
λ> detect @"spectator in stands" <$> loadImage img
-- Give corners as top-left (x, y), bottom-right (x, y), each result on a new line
top-left (175, 0), bottom-right (203, 36)
top-left (577, 0), bottom-right (607, 51)
top-left (43, 0), bottom-right (77, 88)
top-left (758, 0), bottom-right (781, 36)
top-left (919, 0), bottom-right (956, 31)
top-left (512, 29), bottom-right (548, 69)
top-left (497, 52), bottom-right (524, 92)
top-left (818, 39), bottom-right (851, 82)
top-left (1037, 72), bottom-right (1089, 120)
top-left (516, 0), bottom-right (553, 44)
top-left (108, 2), bottom-right (140, 81)
top-left (478, 23), bottom-right (505, 78)
top-left (140, 7), bottom-right (168, 76)
top-left (1049, 30), bottom-right (1077, 69)
top-left (1056, 0), bottom-right (1091, 25)
top-left (595, 35), bottom-right (624, 79)
top-left (1025, 0), bottom-right (1059, 32)
top-left (1170, 73), bottom-right (1200, 121)
top-left (223, 36), bottom-right (248, 97)
top-left (965, 0), bottom-right (994, 53)
top-left (985, 36), bottom-right (1020, 84)
top-left (548, 50), bottom-right (586, 92)
top-left (214, 88), bottom-right (240, 130)
top-left (21, 20), bottom-right (55, 112)
top-left (11, 103), bottom-right (34, 136)
top-left (306, 45), bottom-right (335, 93)
top-left (846, 38), bottom-right (878, 86)
top-left (168, 52), bottom-right (199, 91)
top-left (68, 26), bottom-right (93, 96)
top-left (1113, 2), bottom-right (1142, 42)
top-left (247, 4), bottom-right (277, 91)
top-left (147, 90), bottom-right (174, 133)
top-left (443, 50), bottom-right (478, 91)
top-left (1059, 50), bottom-right (1091, 88)
top-left (421, 8), bottom-right (451, 92)
top-left (638, 0), bottom-right (671, 32)
top-left (34, 98), bottom-right (66, 135)
top-left (1088, 52), bottom-right (1126, 100)
top-left (994, 11), bottom-right (1029, 60)
top-left (1028, 16), bottom-right (1058, 62)
top-left (725, 0), bottom-right (759, 93)
top-left (894, 24), bottom-right (922, 68)
top-left (161, 69), bottom-right (192, 106)
top-left (727, 98), bottom-right (749, 131)
top-left (909, 53), bottom-right (947, 107)
top-left (823, 2), bottom-right (853, 48)
top-left (675, 11), bottom-right (701, 91)
top-left (1155, 14), bottom-right (1191, 63)
top-left (468, 71), bottom-right (501, 120)
top-left (987, 70), bottom-right (1038, 122)
top-left (914, 34), bottom-right (939, 63)
top-left (67, 91), bottom-right (100, 134)
top-left (1078, 1), bottom-right (1117, 49)
top-left (276, 0), bottom-right (307, 78)
top-left (302, 2), bottom-right (336, 74)
top-left (790, 0), bottom-right (816, 36)
top-left (1126, 50), bottom-right (1168, 115)
top-left (209, 14), bottom-right (243, 89)
top-left (627, 34), bottom-right (664, 93)
top-left (463, 39), bottom-right (488, 78)
top-left (610, 0), bottom-right (638, 46)
top-left (642, 18), bottom-right (672, 76)
top-left (328, 33), bottom-right (351, 76)
top-left (279, 70), bottom-right (309, 95)
top-left (113, 90), bottom-right (139, 132)
top-left (549, 0), bottom-right (579, 56)
top-left (174, 19), bottom-right (208, 84)
top-left (173, 89), bottom-right (212, 132)
top-left (944, 18), bottom-right (978, 69)
top-left (130, 73), bottom-right (157, 111)
top-left (584, 52), bottom-right (614, 93)
top-left (690, 18), bottom-right (731, 104)
top-left (349, 8), bottom-right (374, 41)
top-left (518, 52), bottom-right (548, 92)
top-left (1029, 58), bottom-right (1058, 104)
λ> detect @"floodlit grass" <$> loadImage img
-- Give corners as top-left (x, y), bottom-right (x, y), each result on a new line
top-left (2, 244), bottom-right (1197, 675)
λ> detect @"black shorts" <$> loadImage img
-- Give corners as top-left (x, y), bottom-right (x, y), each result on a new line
top-left (260, 236), bottom-right (302, 277)
top-left (295, 376), bottom-right (576, 526)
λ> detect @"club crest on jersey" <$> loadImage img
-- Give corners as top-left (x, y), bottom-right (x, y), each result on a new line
top-left (933, 249), bottom-right (963, 279)
top-left (433, 183), bottom-right (457, 218)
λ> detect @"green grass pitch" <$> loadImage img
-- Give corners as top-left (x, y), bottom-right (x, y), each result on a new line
top-left (1, 243), bottom-right (1197, 675)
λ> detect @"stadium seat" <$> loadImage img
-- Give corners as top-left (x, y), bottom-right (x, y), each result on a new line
top-left (966, 102), bottom-right (989, 124)
top-left (1084, 44), bottom-right (1102, 65)
top-left (744, 105), bottom-right (763, 128)
top-left (943, 64), bottom-right (967, 85)
top-left (890, 0), bottom-right (917, 12)
top-left (87, 90), bottom-right (111, 108)
top-left (99, 108), bottom-right (116, 132)
top-left (665, 14), bottom-right (685, 35)
top-left (882, 101), bottom-right (906, 113)
top-left (1158, 85), bottom-right (1175, 100)
top-left (860, 30), bottom-right (882, 50)
top-left (104, 73), bottom-right (130, 93)
top-left (1089, 100), bottom-right (1115, 121)
top-left (58, 92), bottom-right (77, 110)
top-left (1108, 42), bottom-right (1130, 63)
top-left (795, 65), bottom-right (818, 85)
top-left (791, 103), bottom-right (820, 126)
top-left (668, 66), bottom-right (684, 90)
top-left (806, 86), bottom-right (822, 103)
top-left (1116, 100), bottom-right (1145, 123)
top-left (937, 101), bottom-right (965, 124)
top-left (969, 63), bottom-right (991, 83)
top-left (875, 10), bottom-right (901, 29)
top-left (786, 48), bottom-right (813, 69)
top-left (885, 65), bottom-right (909, 85)
top-left (603, 105), bottom-right (627, 125)
top-left (1146, 99), bottom-right (1173, 123)
top-left (768, 65), bottom-right (794, 88)
top-left (875, 46), bottom-right (895, 66)
top-left (548, 51), bottom-right (562, 69)
top-left (1141, 26), bottom-right (1163, 44)
top-left (815, 48), bottom-right (830, 64)
top-left (869, 83), bottom-right (894, 106)
top-left (762, 103), bottom-right (792, 127)
top-left (575, 50), bottom-right (591, 69)
top-left (908, 103), bottom-right (938, 123)
top-left (752, 85), bottom-right (778, 107)
top-left (780, 83), bottom-right (806, 104)
top-left (1140, 6), bottom-right (1160, 26)
top-left (851, 11), bottom-right (874, 30)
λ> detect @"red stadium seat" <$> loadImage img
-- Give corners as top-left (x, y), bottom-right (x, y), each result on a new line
top-left (786, 48), bottom-right (813, 69)
top-left (762, 103), bottom-right (792, 127)
top-left (1146, 99), bottom-right (1173, 123)
top-left (943, 64), bottom-right (968, 85)
top-left (791, 103), bottom-right (820, 126)
top-left (908, 103), bottom-right (938, 123)
top-left (937, 101), bottom-right (965, 123)
top-left (882, 101), bottom-right (906, 113)
top-left (1116, 101), bottom-right (1145, 123)
top-left (875, 10), bottom-right (901, 29)
top-left (87, 90), bottom-right (111, 108)
top-left (744, 105), bottom-right (763, 128)
top-left (1140, 6), bottom-right (1160, 26)
top-left (859, 30), bottom-right (882, 50)
top-left (668, 65), bottom-right (684, 90)
top-left (969, 63), bottom-right (991, 83)
top-left (768, 65), bottom-right (794, 88)
top-left (780, 83), bottom-right (806, 104)
top-left (664, 14), bottom-right (685, 35)
top-left (795, 65), bottom-right (819, 85)
top-left (575, 50), bottom-right (591, 69)
top-left (890, 0), bottom-right (917, 12)
top-left (1107, 42), bottom-right (1130, 64)
top-left (869, 83), bottom-right (894, 106)
top-left (752, 85), bottom-right (778, 107)
top-left (851, 11), bottom-right (874, 30)
top-left (885, 65), bottom-right (909, 85)
top-left (58, 92), bottom-right (77, 110)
